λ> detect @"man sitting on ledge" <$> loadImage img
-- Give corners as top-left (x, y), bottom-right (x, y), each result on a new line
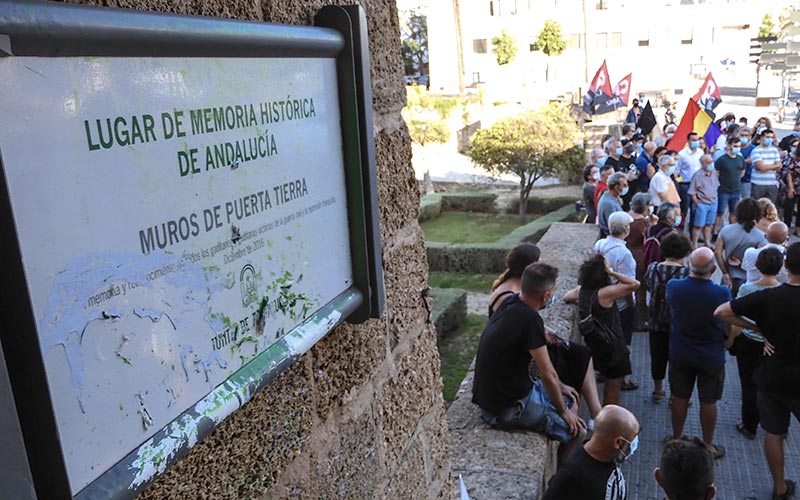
top-left (472, 262), bottom-right (586, 452)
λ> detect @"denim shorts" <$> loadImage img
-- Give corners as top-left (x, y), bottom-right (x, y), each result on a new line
top-left (480, 379), bottom-right (574, 443)
top-left (717, 193), bottom-right (741, 216)
top-left (692, 202), bottom-right (717, 227)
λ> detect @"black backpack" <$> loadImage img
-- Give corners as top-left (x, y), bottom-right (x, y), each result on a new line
top-left (648, 264), bottom-right (685, 332)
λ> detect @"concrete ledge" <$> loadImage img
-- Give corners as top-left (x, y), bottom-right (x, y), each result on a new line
top-left (419, 192), bottom-right (498, 222)
top-left (446, 222), bottom-right (600, 499)
top-left (426, 206), bottom-right (576, 273)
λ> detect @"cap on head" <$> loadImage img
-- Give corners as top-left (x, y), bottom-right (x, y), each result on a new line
top-left (608, 211), bottom-right (634, 236)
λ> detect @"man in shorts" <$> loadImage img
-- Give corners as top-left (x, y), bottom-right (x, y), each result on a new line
top-left (666, 247), bottom-right (731, 459)
top-left (715, 242), bottom-right (800, 500)
top-left (688, 154), bottom-right (720, 248)
top-left (472, 263), bottom-right (586, 448)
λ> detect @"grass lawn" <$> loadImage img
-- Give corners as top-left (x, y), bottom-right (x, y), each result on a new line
top-left (420, 211), bottom-right (534, 244)
top-left (428, 271), bottom-right (497, 292)
top-left (438, 314), bottom-right (487, 403)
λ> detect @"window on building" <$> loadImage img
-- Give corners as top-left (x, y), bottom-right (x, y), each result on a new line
top-left (680, 28), bottom-right (693, 45)
top-left (489, 1), bottom-right (494, 16)
top-left (596, 0), bottom-right (608, 9)
top-left (568, 34), bottom-right (582, 49)
top-left (472, 72), bottom-right (482, 84)
top-left (610, 32), bottom-right (622, 47)
top-left (595, 32), bottom-right (608, 48)
top-left (638, 31), bottom-right (649, 47)
top-left (473, 39), bottom-right (488, 53)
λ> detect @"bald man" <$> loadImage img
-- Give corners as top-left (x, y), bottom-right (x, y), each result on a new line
top-left (543, 405), bottom-right (639, 500)
top-left (742, 221), bottom-right (789, 284)
top-left (665, 248), bottom-right (731, 459)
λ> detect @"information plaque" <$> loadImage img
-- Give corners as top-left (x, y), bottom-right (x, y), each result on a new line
top-left (0, 3), bottom-right (383, 499)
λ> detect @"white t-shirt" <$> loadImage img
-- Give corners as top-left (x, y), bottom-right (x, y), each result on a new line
top-left (742, 243), bottom-right (788, 283)
top-left (649, 170), bottom-right (674, 206)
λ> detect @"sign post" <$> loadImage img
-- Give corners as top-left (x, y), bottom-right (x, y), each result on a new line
top-left (0, 2), bottom-right (383, 499)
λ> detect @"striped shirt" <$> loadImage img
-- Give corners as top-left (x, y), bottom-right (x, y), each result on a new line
top-left (749, 146), bottom-right (781, 186)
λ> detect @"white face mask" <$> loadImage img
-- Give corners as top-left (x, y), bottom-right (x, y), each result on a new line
top-left (592, 171), bottom-right (601, 181)
top-left (666, 132), bottom-right (674, 139)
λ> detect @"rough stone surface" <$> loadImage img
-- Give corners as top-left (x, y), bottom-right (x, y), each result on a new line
top-left (53, 0), bottom-right (451, 498)
top-left (446, 222), bottom-right (598, 500)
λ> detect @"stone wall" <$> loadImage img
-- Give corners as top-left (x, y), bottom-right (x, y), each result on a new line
top-left (56, 1), bottom-right (450, 498)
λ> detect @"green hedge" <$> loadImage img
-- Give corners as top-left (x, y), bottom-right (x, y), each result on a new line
top-left (506, 196), bottom-right (579, 215)
top-left (440, 192), bottom-right (497, 213)
top-left (418, 192), bottom-right (497, 222)
top-left (431, 287), bottom-right (468, 338)
top-left (426, 204), bottom-right (575, 272)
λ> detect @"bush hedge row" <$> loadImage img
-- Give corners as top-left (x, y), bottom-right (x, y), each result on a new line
top-left (426, 204), bottom-right (576, 273)
top-left (430, 287), bottom-right (467, 339)
top-left (418, 192), bottom-right (497, 222)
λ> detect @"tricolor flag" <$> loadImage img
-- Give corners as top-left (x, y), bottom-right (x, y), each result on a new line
top-left (595, 73), bottom-right (633, 115)
top-left (692, 72), bottom-right (722, 117)
top-left (583, 60), bottom-right (613, 115)
top-left (666, 99), bottom-right (723, 151)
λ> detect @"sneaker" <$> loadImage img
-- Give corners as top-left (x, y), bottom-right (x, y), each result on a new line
top-left (773, 479), bottom-right (796, 500)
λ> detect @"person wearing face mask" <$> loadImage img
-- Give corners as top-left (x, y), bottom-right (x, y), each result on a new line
top-left (583, 165), bottom-right (600, 224)
top-left (739, 128), bottom-right (755, 198)
top-left (595, 164), bottom-right (614, 209)
top-left (750, 129), bottom-right (781, 203)
top-left (626, 98), bottom-right (642, 125)
top-left (688, 155), bottom-right (721, 248)
top-left (656, 123), bottom-right (678, 148)
top-left (605, 139), bottom-right (624, 172)
top-left (666, 247), bottom-right (731, 460)
top-left (543, 404), bottom-right (639, 500)
top-left (780, 139), bottom-right (800, 236)
top-left (677, 132), bottom-right (704, 229)
top-left (714, 137), bottom-right (745, 235)
top-left (487, 244), bottom-right (603, 426)
top-left (650, 155), bottom-right (682, 208)
top-left (713, 123), bottom-right (738, 161)
top-left (619, 139), bottom-right (638, 210)
top-left (472, 263), bottom-right (587, 450)
top-left (635, 142), bottom-right (657, 193)
top-left (597, 173), bottom-right (628, 238)
top-left (778, 123), bottom-right (800, 152)
top-left (593, 211), bottom-right (639, 391)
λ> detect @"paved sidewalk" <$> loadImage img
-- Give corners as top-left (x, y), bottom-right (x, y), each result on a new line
top-left (618, 331), bottom-right (800, 500)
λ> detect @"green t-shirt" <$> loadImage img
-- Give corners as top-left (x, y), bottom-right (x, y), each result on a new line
top-left (715, 153), bottom-right (745, 195)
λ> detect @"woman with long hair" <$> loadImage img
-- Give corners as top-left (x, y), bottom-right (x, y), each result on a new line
top-left (489, 243), bottom-right (603, 422)
top-left (756, 197), bottom-right (780, 233)
top-left (567, 254), bottom-right (639, 406)
top-left (715, 198), bottom-right (766, 298)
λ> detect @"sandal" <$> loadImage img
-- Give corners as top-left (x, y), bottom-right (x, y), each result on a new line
top-left (736, 423), bottom-right (757, 440)
top-left (652, 389), bottom-right (666, 404)
top-left (709, 444), bottom-right (726, 460)
top-left (772, 479), bottom-right (796, 500)
top-left (622, 379), bottom-right (639, 391)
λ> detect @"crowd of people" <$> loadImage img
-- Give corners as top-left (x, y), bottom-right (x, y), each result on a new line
top-left (470, 111), bottom-right (800, 499)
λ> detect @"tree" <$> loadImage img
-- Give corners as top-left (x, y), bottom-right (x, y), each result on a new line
top-left (400, 9), bottom-right (428, 75)
top-left (468, 103), bottom-right (582, 222)
top-left (534, 20), bottom-right (566, 82)
top-left (491, 29), bottom-right (517, 66)
top-left (759, 13), bottom-right (775, 38)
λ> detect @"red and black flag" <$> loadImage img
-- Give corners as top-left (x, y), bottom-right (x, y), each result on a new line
top-left (636, 101), bottom-right (658, 135)
top-left (691, 72), bottom-right (722, 118)
top-left (595, 73), bottom-right (632, 115)
top-left (583, 60), bottom-right (613, 115)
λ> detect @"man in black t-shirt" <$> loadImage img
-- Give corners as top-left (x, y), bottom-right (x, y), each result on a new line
top-left (543, 405), bottom-right (639, 500)
top-left (472, 263), bottom-right (585, 443)
top-left (715, 242), bottom-right (800, 500)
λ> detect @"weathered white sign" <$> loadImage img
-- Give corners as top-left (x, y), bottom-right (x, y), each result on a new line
top-left (0, 57), bottom-right (352, 493)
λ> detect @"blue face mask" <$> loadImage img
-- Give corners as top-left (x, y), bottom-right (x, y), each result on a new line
top-left (727, 121), bottom-right (735, 128)
top-left (793, 146), bottom-right (797, 154)
top-left (690, 140), bottom-right (700, 149)
top-left (636, 144), bottom-right (644, 154)
top-left (674, 215), bottom-right (683, 227)
top-left (732, 147), bottom-right (741, 155)
top-left (705, 163), bottom-right (715, 172)
top-left (793, 131), bottom-right (800, 137)
top-left (598, 156), bottom-right (607, 166)
top-left (763, 138), bottom-right (774, 147)
top-left (667, 165), bottom-right (676, 176)
top-left (740, 137), bottom-right (749, 145)
top-left (615, 435), bottom-right (639, 464)
top-left (620, 186), bottom-right (629, 196)
top-left (615, 147), bottom-right (624, 156)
